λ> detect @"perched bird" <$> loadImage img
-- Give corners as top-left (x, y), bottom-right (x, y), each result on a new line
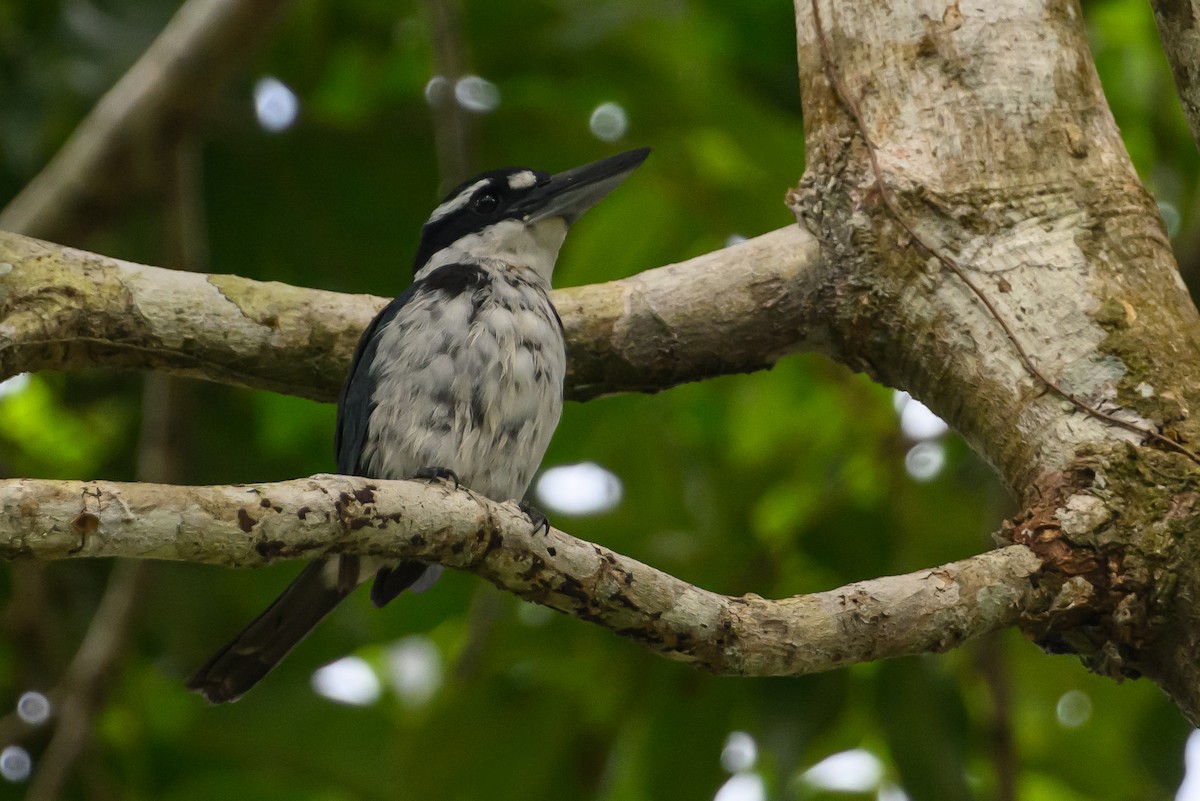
top-left (187, 147), bottom-right (651, 703)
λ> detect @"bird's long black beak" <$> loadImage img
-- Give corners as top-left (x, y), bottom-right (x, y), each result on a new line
top-left (521, 147), bottom-right (651, 224)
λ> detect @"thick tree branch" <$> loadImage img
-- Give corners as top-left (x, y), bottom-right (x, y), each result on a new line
top-left (1151, 0), bottom-right (1200, 156)
top-left (0, 226), bottom-right (822, 401)
top-left (0, 475), bottom-right (1049, 677)
top-left (0, 0), bottom-right (291, 243)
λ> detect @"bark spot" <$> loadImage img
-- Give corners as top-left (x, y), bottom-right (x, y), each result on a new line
top-left (255, 540), bottom-right (286, 559)
top-left (520, 555), bottom-right (546, 581)
top-left (237, 508), bottom-right (255, 533)
top-left (558, 575), bottom-right (592, 607)
top-left (71, 511), bottom-right (100, 537)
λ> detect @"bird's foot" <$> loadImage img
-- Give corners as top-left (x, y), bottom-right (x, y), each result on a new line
top-left (415, 466), bottom-right (461, 489)
top-left (519, 500), bottom-right (551, 536)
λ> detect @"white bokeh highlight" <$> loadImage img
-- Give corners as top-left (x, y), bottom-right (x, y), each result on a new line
top-left (454, 75), bottom-right (501, 113)
top-left (253, 76), bottom-right (299, 133)
top-left (899, 398), bottom-right (950, 441)
top-left (589, 102), bottom-right (629, 142)
top-left (905, 441), bottom-right (946, 482)
top-left (802, 749), bottom-right (885, 793)
top-left (720, 731), bottom-right (758, 773)
top-left (311, 655), bottom-right (381, 706)
top-left (1055, 689), bottom-right (1092, 729)
top-left (0, 746), bottom-right (31, 783)
top-left (894, 391), bottom-right (950, 481)
top-left (714, 772), bottom-right (766, 801)
top-left (424, 75), bottom-right (451, 106)
top-left (0, 373), bottom-right (30, 400)
top-left (1176, 729), bottom-right (1200, 801)
top-left (16, 691), bottom-right (50, 725)
top-left (878, 784), bottom-right (912, 801)
top-left (536, 462), bottom-right (623, 515)
top-left (386, 636), bottom-right (443, 706)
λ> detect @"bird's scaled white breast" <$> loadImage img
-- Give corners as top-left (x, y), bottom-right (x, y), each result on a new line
top-left (362, 268), bottom-right (564, 501)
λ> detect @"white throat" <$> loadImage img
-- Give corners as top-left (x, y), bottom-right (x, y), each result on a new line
top-left (417, 218), bottom-right (569, 285)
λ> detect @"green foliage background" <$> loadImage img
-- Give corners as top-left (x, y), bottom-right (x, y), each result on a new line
top-left (0, 0), bottom-right (1197, 799)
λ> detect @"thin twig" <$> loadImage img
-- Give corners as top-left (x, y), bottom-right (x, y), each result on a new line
top-left (24, 562), bottom-right (146, 801)
top-left (808, 0), bottom-right (1200, 467)
top-left (975, 634), bottom-right (1017, 801)
top-left (424, 0), bottom-right (475, 192)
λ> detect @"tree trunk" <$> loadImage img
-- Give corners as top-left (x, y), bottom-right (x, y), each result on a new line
top-left (792, 0), bottom-right (1200, 719)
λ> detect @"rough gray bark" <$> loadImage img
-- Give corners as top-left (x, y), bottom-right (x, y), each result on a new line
top-left (793, 0), bottom-right (1200, 720)
top-left (0, 475), bottom-right (1049, 677)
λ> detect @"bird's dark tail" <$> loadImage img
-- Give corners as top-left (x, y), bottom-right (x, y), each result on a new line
top-left (186, 558), bottom-right (356, 704)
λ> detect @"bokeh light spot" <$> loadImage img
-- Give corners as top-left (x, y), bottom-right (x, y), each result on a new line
top-left (802, 749), bottom-right (885, 793)
top-left (16, 691), bottom-right (50, 725)
top-left (1055, 689), bottom-right (1092, 729)
top-left (424, 75), bottom-right (451, 107)
top-left (589, 102), bottom-right (629, 142)
top-left (904, 441), bottom-right (946, 482)
top-left (0, 746), bottom-right (31, 783)
top-left (311, 656), bottom-right (381, 706)
top-left (721, 731), bottom-right (758, 773)
top-left (536, 462), bottom-right (623, 515)
top-left (455, 76), bottom-right (501, 113)
top-left (0, 373), bottom-right (31, 400)
top-left (386, 636), bottom-right (442, 706)
top-left (714, 772), bottom-right (766, 801)
top-left (253, 76), bottom-right (299, 133)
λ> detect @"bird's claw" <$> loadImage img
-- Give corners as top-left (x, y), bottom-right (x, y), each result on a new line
top-left (415, 466), bottom-right (461, 489)
top-left (519, 500), bottom-right (550, 536)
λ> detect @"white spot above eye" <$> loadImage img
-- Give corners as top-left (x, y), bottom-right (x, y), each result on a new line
top-left (508, 170), bottom-right (537, 190)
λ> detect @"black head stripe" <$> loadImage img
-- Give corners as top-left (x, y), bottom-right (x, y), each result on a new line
top-left (412, 167), bottom-right (550, 275)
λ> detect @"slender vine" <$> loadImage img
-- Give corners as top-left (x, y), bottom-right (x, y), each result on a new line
top-left (808, 0), bottom-right (1200, 468)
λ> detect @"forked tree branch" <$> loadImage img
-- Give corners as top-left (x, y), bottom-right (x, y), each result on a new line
top-left (0, 226), bottom-right (824, 401)
top-left (0, 475), bottom-right (1050, 676)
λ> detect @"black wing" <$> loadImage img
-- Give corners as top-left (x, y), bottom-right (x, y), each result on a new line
top-left (335, 287), bottom-right (417, 475)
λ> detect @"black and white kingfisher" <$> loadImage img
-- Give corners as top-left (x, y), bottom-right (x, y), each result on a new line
top-left (187, 147), bottom-right (651, 703)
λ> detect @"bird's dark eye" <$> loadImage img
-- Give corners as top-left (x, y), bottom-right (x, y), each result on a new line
top-left (472, 192), bottom-right (499, 213)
